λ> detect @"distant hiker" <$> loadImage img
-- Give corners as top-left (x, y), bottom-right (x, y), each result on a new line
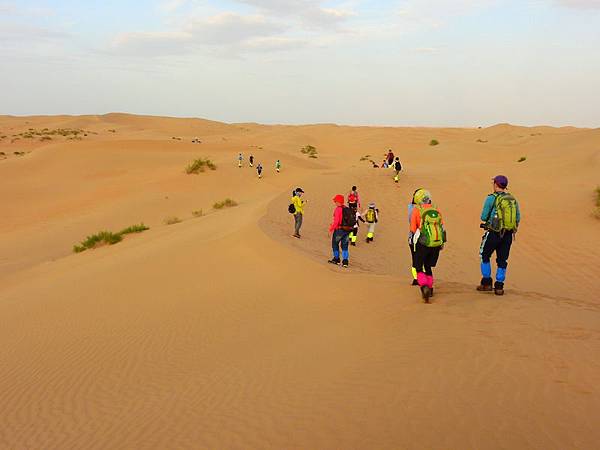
top-left (328, 194), bottom-right (355, 268)
top-left (364, 203), bottom-right (379, 243)
top-left (371, 161), bottom-right (379, 168)
top-left (477, 175), bottom-right (521, 296)
top-left (290, 187), bottom-right (305, 238)
top-left (349, 208), bottom-right (365, 246)
top-left (408, 188), bottom-right (423, 285)
top-left (249, 155), bottom-right (254, 167)
top-left (382, 159), bottom-right (389, 169)
top-left (275, 159), bottom-right (281, 173)
top-left (410, 189), bottom-right (446, 303)
top-left (257, 163), bottom-right (263, 178)
top-left (238, 153), bottom-right (243, 168)
top-left (386, 149), bottom-right (395, 166)
top-left (393, 157), bottom-right (402, 183)
top-left (348, 186), bottom-right (360, 210)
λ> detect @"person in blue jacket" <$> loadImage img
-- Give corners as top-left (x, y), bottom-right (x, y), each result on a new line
top-left (477, 175), bottom-right (521, 296)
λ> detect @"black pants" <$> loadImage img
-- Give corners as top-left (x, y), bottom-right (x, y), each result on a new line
top-left (480, 231), bottom-right (513, 269)
top-left (413, 243), bottom-right (440, 276)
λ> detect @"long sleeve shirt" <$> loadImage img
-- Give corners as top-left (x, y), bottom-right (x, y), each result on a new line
top-left (291, 195), bottom-right (304, 215)
top-left (329, 206), bottom-right (343, 232)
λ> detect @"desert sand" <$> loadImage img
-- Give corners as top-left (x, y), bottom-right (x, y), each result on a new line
top-left (1, 113), bottom-right (599, 449)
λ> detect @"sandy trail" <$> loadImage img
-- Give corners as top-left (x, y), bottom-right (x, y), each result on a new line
top-left (1, 114), bottom-right (599, 449)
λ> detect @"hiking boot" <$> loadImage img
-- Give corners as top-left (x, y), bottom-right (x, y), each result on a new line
top-left (421, 286), bottom-right (432, 303)
top-left (292, 233), bottom-right (301, 239)
top-left (342, 259), bottom-right (349, 268)
top-left (328, 257), bottom-right (341, 265)
top-left (411, 279), bottom-right (419, 286)
top-left (494, 282), bottom-right (505, 296)
top-left (477, 284), bottom-right (493, 292)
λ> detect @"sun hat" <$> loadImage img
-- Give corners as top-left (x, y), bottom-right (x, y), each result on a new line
top-left (333, 194), bottom-right (345, 204)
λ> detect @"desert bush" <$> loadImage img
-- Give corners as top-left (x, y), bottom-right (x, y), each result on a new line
top-left (40, 136), bottom-right (52, 141)
top-left (192, 210), bottom-right (204, 217)
top-left (0, 152), bottom-right (5, 156)
top-left (108, 129), bottom-right (116, 133)
top-left (164, 216), bottom-right (182, 225)
top-left (430, 139), bottom-right (439, 146)
top-left (476, 139), bottom-right (488, 143)
top-left (73, 231), bottom-right (123, 253)
top-left (300, 145), bottom-right (318, 158)
top-left (186, 158), bottom-right (217, 174)
top-left (73, 224), bottom-right (149, 253)
top-left (119, 223), bottom-right (149, 235)
top-left (213, 198), bottom-right (238, 209)
top-left (518, 156), bottom-right (527, 162)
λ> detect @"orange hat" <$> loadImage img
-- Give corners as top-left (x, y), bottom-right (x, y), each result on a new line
top-left (333, 194), bottom-right (345, 204)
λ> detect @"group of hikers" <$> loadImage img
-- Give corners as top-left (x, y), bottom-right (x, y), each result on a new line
top-left (238, 153), bottom-right (281, 178)
top-left (370, 149), bottom-right (404, 183)
top-left (289, 173), bottom-right (521, 303)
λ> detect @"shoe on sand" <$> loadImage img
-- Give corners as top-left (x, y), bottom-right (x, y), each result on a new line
top-left (328, 258), bottom-right (341, 265)
top-left (476, 284), bottom-right (493, 292)
top-left (411, 279), bottom-right (419, 286)
top-left (494, 282), bottom-right (504, 296)
top-left (292, 234), bottom-right (301, 239)
top-left (421, 286), bottom-right (432, 303)
top-left (341, 259), bottom-right (349, 268)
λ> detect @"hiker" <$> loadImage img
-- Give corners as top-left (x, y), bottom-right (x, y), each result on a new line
top-left (408, 188), bottom-right (423, 285)
top-left (249, 154), bottom-right (254, 167)
top-left (410, 189), bottom-right (446, 303)
top-left (364, 203), bottom-right (379, 243)
top-left (393, 157), bottom-right (402, 183)
top-left (371, 161), bottom-right (379, 168)
top-left (238, 153), bottom-right (243, 168)
top-left (328, 194), bottom-right (355, 268)
top-left (257, 163), bottom-right (263, 178)
top-left (275, 159), bottom-right (281, 173)
top-left (348, 186), bottom-right (360, 210)
top-left (386, 149), bottom-right (395, 166)
top-left (477, 175), bottom-right (521, 296)
top-left (290, 187), bottom-right (305, 238)
top-left (349, 208), bottom-right (365, 246)
top-left (382, 159), bottom-right (389, 169)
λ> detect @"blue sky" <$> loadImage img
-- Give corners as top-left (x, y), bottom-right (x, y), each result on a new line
top-left (1, 0), bottom-right (599, 126)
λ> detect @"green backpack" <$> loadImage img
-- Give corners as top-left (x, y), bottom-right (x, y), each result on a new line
top-left (418, 206), bottom-right (446, 248)
top-left (490, 193), bottom-right (518, 232)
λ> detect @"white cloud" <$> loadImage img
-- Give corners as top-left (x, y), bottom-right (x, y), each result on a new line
top-left (235, 0), bottom-right (353, 28)
top-left (0, 24), bottom-right (69, 41)
top-left (556, 0), bottom-right (600, 8)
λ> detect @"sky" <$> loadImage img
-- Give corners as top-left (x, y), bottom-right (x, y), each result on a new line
top-left (1, 0), bottom-right (599, 127)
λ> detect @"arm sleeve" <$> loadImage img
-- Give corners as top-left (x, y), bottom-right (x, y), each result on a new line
top-left (410, 208), bottom-right (420, 233)
top-left (481, 195), bottom-right (494, 222)
top-left (329, 207), bottom-right (342, 232)
top-left (516, 200), bottom-right (521, 224)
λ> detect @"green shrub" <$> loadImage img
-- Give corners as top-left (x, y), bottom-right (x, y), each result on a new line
top-left (192, 209), bottom-right (204, 217)
top-left (119, 223), bottom-right (149, 235)
top-left (213, 198), bottom-right (238, 209)
top-left (186, 158), bottom-right (217, 174)
top-left (300, 145), bottom-right (318, 158)
top-left (73, 231), bottom-right (123, 253)
top-left (430, 139), bottom-right (439, 146)
top-left (73, 224), bottom-right (149, 253)
top-left (164, 216), bottom-right (182, 225)
top-left (518, 156), bottom-right (527, 162)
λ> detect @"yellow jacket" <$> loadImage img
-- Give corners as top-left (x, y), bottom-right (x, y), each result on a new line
top-left (292, 195), bottom-right (304, 214)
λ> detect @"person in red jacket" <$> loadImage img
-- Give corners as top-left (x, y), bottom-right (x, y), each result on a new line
top-left (328, 194), bottom-right (351, 268)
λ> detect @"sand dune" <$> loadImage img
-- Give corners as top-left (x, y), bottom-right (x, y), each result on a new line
top-left (1, 114), bottom-right (599, 449)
